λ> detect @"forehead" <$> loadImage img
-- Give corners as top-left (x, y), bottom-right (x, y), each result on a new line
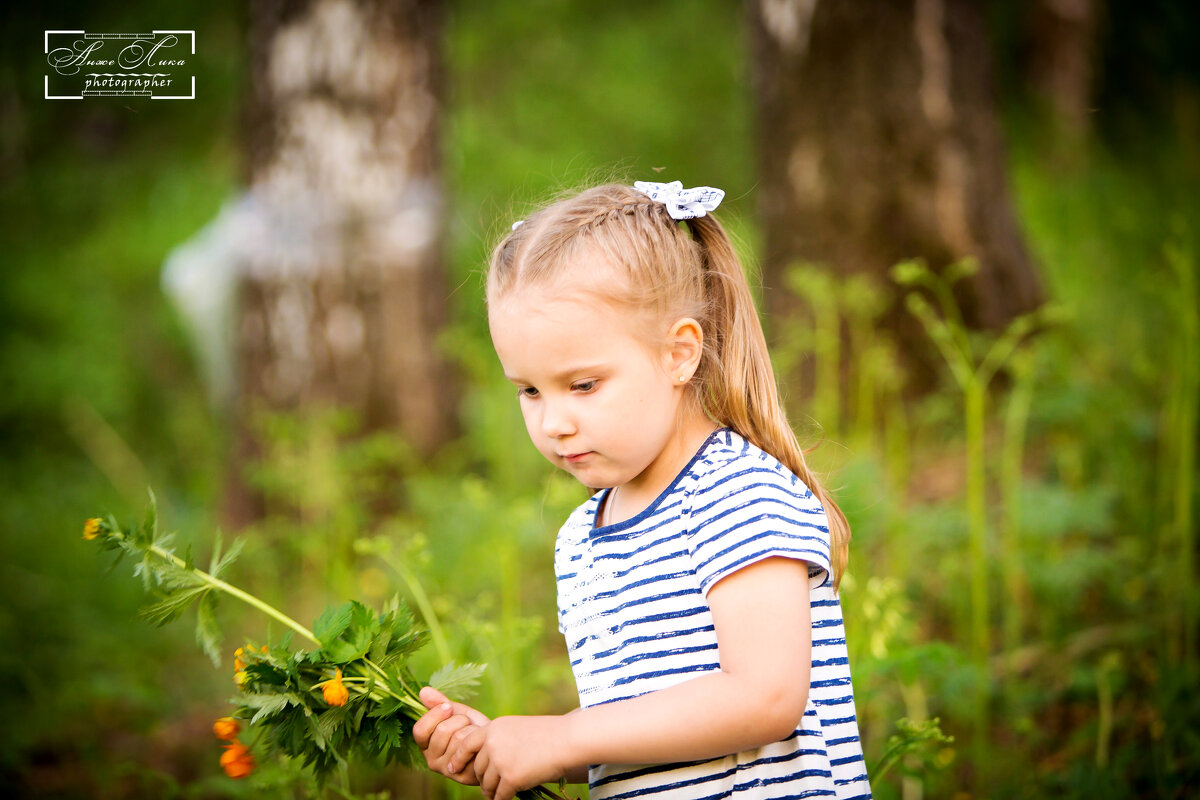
top-left (488, 288), bottom-right (656, 378)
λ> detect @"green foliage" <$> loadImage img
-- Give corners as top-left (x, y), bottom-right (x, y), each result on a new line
top-left (2, 1), bottom-right (1198, 797)
top-left (427, 663), bottom-right (487, 700)
top-left (870, 717), bottom-right (954, 784)
top-left (84, 498), bottom-right (567, 798)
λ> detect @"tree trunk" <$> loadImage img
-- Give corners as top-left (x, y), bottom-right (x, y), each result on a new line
top-left (225, 0), bottom-right (453, 525)
top-left (750, 0), bottom-right (1043, 389)
top-left (1025, 0), bottom-right (1098, 141)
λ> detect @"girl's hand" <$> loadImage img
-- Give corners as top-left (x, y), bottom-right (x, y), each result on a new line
top-left (469, 715), bottom-right (572, 800)
top-left (413, 686), bottom-right (491, 785)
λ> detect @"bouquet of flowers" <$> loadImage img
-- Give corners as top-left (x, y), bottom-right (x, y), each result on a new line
top-left (83, 492), bottom-right (565, 798)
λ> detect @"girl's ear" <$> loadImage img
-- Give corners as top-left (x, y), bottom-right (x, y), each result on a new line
top-left (665, 317), bottom-right (704, 383)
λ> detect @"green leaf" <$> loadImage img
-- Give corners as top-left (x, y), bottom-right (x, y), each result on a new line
top-left (368, 625), bottom-right (393, 662)
top-left (139, 584), bottom-right (209, 627)
top-left (241, 692), bottom-right (300, 724)
top-left (321, 601), bottom-right (377, 662)
top-left (323, 639), bottom-right (360, 663)
top-left (369, 694), bottom-right (403, 718)
top-left (306, 711), bottom-right (328, 751)
top-left (428, 662), bottom-right (487, 700)
top-left (208, 533), bottom-right (244, 580)
top-left (317, 706), bottom-right (348, 745)
top-left (313, 602), bottom-right (354, 644)
top-left (243, 660), bottom-right (289, 689)
top-left (139, 488), bottom-right (158, 548)
top-left (195, 593), bottom-right (222, 666)
top-left (371, 714), bottom-right (406, 760)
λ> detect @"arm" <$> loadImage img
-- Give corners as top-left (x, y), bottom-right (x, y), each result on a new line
top-left (470, 556), bottom-right (813, 799)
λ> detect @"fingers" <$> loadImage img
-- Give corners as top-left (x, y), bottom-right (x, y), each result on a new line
top-left (474, 737), bottom-right (493, 797)
top-left (412, 702), bottom-right (453, 750)
top-left (429, 715), bottom-right (473, 764)
top-left (420, 686), bottom-right (492, 727)
top-left (472, 730), bottom-right (515, 800)
top-left (419, 685), bottom-right (450, 710)
top-left (445, 721), bottom-right (485, 775)
top-left (415, 711), bottom-right (482, 785)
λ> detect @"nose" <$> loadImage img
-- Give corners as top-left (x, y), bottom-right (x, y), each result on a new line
top-left (540, 396), bottom-right (576, 439)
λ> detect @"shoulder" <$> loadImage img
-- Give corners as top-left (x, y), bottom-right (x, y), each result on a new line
top-left (688, 430), bottom-right (822, 517)
top-left (683, 430), bottom-right (833, 596)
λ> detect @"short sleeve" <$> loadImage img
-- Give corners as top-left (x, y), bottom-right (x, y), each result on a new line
top-left (686, 455), bottom-right (831, 597)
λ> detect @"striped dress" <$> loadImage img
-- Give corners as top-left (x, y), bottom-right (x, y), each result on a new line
top-left (554, 429), bottom-right (871, 799)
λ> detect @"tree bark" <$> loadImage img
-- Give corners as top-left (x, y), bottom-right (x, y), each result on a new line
top-left (1025, 0), bottom-right (1098, 140)
top-left (224, 0), bottom-right (453, 526)
top-left (750, 0), bottom-right (1043, 387)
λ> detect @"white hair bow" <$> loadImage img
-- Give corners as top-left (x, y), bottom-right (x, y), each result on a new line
top-left (633, 180), bottom-right (725, 220)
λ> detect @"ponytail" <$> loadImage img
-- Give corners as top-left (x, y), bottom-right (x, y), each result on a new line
top-left (686, 215), bottom-right (851, 589)
top-left (487, 183), bottom-right (851, 587)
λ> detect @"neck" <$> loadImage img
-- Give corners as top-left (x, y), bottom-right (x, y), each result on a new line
top-left (605, 404), bottom-right (718, 526)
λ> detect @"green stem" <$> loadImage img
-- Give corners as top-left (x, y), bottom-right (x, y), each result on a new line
top-left (815, 278), bottom-right (841, 441)
top-left (145, 540), bottom-right (322, 648)
top-left (964, 377), bottom-right (989, 772)
top-left (1000, 355), bottom-right (1034, 653)
top-left (393, 560), bottom-right (452, 667)
top-left (362, 657), bottom-right (425, 716)
top-left (1168, 240), bottom-right (1197, 670)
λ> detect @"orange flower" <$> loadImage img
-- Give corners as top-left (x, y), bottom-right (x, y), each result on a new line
top-left (212, 716), bottom-right (240, 741)
top-left (233, 647), bottom-right (245, 673)
top-left (82, 518), bottom-right (103, 540)
top-left (220, 740), bottom-right (254, 779)
top-left (322, 668), bottom-right (349, 707)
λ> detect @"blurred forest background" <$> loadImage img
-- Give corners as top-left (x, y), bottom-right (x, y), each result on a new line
top-left (2, 0), bottom-right (1198, 797)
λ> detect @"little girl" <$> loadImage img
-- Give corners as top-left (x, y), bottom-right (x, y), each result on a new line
top-left (413, 181), bottom-right (871, 800)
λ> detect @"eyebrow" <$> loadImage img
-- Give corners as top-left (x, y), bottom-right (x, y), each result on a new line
top-left (504, 363), bottom-right (609, 384)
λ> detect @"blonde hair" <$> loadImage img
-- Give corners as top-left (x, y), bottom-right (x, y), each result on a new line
top-left (487, 184), bottom-right (851, 586)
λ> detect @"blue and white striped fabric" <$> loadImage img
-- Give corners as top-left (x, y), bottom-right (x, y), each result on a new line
top-left (555, 429), bottom-right (871, 799)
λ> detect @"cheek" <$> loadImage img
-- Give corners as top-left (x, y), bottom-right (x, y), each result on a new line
top-left (518, 402), bottom-right (539, 436)
top-left (518, 403), bottom-right (555, 452)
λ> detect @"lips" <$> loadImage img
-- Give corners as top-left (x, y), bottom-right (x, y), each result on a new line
top-left (561, 451), bottom-right (593, 464)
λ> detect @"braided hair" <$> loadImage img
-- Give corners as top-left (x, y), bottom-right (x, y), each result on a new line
top-left (487, 184), bottom-right (851, 587)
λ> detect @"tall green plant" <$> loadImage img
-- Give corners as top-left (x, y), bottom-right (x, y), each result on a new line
top-left (1160, 235), bottom-right (1198, 671)
top-left (783, 265), bottom-right (843, 441)
top-left (892, 258), bottom-right (1054, 773)
top-left (999, 351), bottom-right (1036, 653)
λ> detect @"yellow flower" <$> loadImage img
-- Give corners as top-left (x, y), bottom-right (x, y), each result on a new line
top-left (220, 740), bottom-right (254, 778)
top-left (82, 518), bottom-right (103, 540)
top-left (234, 670), bottom-right (248, 687)
top-left (321, 668), bottom-right (349, 707)
top-left (212, 717), bottom-right (240, 741)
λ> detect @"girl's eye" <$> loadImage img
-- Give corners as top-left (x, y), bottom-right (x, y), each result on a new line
top-left (518, 386), bottom-right (539, 399)
top-left (572, 380), bottom-right (597, 393)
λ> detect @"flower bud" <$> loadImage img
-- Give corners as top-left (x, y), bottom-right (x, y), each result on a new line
top-left (220, 740), bottom-right (254, 778)
top-left (82, 518), bottom-right (103, 540)
top-left (322, 668), bottom-right (349, 707)
top-left (212, 717), bottom-right (240, 741)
